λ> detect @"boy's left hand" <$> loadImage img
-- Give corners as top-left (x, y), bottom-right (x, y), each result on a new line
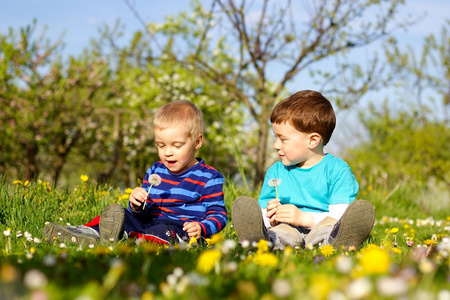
top-left (183, 222), bottom-right (202, 239)
top-left (275, 204), bottom-right (315, 228)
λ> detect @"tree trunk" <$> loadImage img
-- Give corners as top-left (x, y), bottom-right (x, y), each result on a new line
top-left (24, 141), bottom-right (39, 180)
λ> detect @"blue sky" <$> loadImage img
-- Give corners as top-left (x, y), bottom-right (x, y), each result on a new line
top-left (1, 0), bottom-right (449, 152)
top-left (1, 0), bottom-right (448, 57)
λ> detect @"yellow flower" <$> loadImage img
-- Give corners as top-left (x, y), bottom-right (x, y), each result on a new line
top-left (309, 273), bottom-right (334, 300)
top-left (359, 246), bottom-right (390, 275)
top-left (24, 180), bottom-right (29, 186)
top-left (253, 252), bottom-right (278, 267)
top-left (208, 233), bottom-right (224, 245)
top-left (197, 249), bottom-right (221, 274)
top-left (13, 180), bottom-right (23, 185)
top-left (125, 188), bottom-right (133, 194)
top-left (391, 247), bottom-right (402, 254)
top-left (257, 239), bottom-right (269, 253)
top-left (319, 244), bottom-right (335, 257)
top-left (80, 175), bottom-right (89, 182)
top-left (189, 237), bottom-right (198, 246)
top-left (390, 228), bottom-right (399, 234)
top-left (121, 194), bottom-right (129, 200)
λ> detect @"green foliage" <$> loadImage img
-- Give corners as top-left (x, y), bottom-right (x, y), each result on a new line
top-left (345, 103), bottom-right (450, 216)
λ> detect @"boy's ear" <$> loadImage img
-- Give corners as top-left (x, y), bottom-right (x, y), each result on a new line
top-left (308, 133), bottom-right (322, 149)
top-left (194, 134), bottom-right (203, 150)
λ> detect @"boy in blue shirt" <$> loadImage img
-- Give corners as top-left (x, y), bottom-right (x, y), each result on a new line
top-left (44, 100), bottom-right (227, 246)
top-left (232, 90), bottom-right (375, 249)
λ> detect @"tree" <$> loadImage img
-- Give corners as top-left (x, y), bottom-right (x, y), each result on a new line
top-left (347, 21), bottom-right (450, 193)
top-left (127, 0), bottom-right (416, 185)
top-left (0, 22), bottom-right (112, 184)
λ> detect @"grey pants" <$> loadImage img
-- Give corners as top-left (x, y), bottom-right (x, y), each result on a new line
top-left (268, 217), bottom-right (337, 249)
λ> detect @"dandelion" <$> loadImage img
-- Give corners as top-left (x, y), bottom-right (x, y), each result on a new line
top-left (320, 244), bottom-right (335, 257)
top-left (80, 174), bottom-right (89, 182)
top-left (256, 239), bottom-right (269, 253)
top-left (347, 277), bottom-right (372, 299)
top-left (268, 178), bottom-right (281, 200)
top-left (359, 246), bottom-right (390, 275)
top-left (390, 227), bottom-right (399, 234)
top-left (197, 249), bottom-right (221, 274)
top-left (376, 276), bottom-right (408, 297)
top-left (209, 232), bottom-right (224, 245)
top-left (253, 252), bottom-right (278, 267)
top-left (222, 239), bottom-right (237, 254)
top-left (24, 269), bottom-right (48, 290)
top-left (143, 174), bottom-right (162, 209)
top-left (125, 188), bottom-right (133, 194)
top-left (272, 279), bottom-right (292, 298)
top-left (189, 237), bottom-right (198, 246)
top-left (335, 255), bottom-right (353, 274)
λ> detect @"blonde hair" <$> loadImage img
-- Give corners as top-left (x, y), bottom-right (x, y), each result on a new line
top-left (153, 100), bottom-right (204, 139)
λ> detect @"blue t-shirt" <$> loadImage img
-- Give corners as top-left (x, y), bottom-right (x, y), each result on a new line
top-left (258, 154), bottom-right (359, 213)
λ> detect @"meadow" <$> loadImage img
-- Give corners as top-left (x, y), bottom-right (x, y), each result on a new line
top-left (0, 176), bottom-right (448, 300)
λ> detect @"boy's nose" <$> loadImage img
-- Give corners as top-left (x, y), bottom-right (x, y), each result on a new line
top-left (273, 139), bottom-right (280, 150)
top-left (164, 147), bottom-right (173, 156)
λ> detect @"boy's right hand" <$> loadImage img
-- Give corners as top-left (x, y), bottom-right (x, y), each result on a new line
top-left (129, 187), bottom-right (147, 211)
top-left (266, 198), bottom-right (281, 226)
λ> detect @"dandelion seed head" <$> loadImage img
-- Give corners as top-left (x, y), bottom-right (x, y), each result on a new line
top-left (272, 279), bottom-right (291, 298)
top-left (241, 240), bottom-right (250, 248)
top-left (42, 255), bottom-right (56, 267)
top-left (71, 237), bottom-right (77, 243)
top-left (268, 179), bottom-right (281, 187)
top-left (89, 244), bottom-right (95, 249)
top-left (3, 229), bottom-right (11, 237)
top-left (59, 243), bottom-right (66, 249)
top-left (336, 255), bottom-right (353, 274)
top-left (149, 174), bottom-right (162, 186)
top-left (347, 277), bottom-right (372, 300)
top-left (173, 267), bottom-right (184, 278)
top-left (376, 276), bottom-right (408, 297)
top-left (24, 269), bottom-right (48, 290)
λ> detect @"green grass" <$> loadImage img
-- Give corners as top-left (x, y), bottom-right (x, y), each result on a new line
top-left (0, 177), bottom-right (449, 300)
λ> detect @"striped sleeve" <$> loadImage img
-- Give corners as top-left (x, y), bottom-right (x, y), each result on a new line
top-left (198, 170), bottom-right (228, 237)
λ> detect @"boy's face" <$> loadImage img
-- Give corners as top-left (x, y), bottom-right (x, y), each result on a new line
top-left (272, 122), bottom-right (318, 168)
top-left (154, 124), bottom-right (202, 174)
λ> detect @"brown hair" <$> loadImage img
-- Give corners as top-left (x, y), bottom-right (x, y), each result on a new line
top-left (270, 90), bottom-right (336, 145)
top-left (154, 100), bottom-right (204, 139)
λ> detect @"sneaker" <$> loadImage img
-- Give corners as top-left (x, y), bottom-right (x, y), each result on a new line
top-left (99, 203), bottom-right (125, 244)
top-left (231, 196), bottom-right (269, 243)
top-left (43, 223), bottom-right (99, 246)
top-left (269, 223), bottom-right (305, 250)
top-left (328, 200), bottom-right (375, 249)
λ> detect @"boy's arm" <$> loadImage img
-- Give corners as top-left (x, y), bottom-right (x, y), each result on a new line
top-left (198, 173), bottom-right (228, 238)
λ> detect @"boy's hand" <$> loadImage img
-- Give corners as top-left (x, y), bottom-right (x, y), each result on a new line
top-left (274, 204), bottom-right (314, 228)
top-left (266, 198), bottom-right (281, 227)
top-left (183, 222), bottom-right (202, 239)
top-left (129, 187), bottom-right (147, 211)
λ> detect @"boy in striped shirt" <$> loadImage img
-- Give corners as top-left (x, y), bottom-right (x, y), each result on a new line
top-left (44, 100), bottom-right (227, 246)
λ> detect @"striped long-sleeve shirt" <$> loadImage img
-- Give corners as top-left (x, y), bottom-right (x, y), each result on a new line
top-left (131, 158), bottom-right (227, 238)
